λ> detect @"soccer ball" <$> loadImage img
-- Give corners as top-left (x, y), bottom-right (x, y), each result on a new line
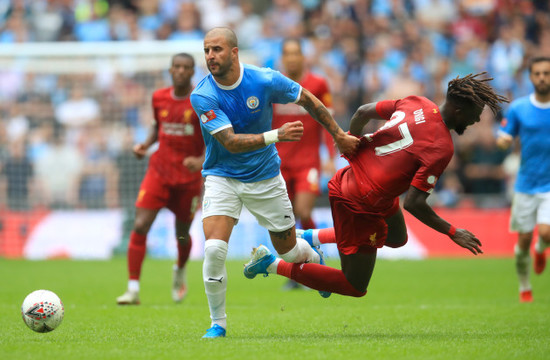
top-left (21, 290), bottom-right (64, 333)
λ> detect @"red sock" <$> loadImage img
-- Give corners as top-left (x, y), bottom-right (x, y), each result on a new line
top-left (128, 231), bottom-right (147, 280)
top-left (300, 218), bottom-right (316, 230)
top-left (177, 236), bottom-right (192, 268)
top-left (277, 261), bottom-right (366, 297)
top-left (318, 228), bottom-right (336, 244)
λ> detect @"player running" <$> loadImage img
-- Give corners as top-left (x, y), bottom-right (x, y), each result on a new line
top-left (117, 53), bottom-right (204, 305)
top-left (244, 73), bottom-right (508, 298)
top-left (496, 56), bottom-right (550, 303)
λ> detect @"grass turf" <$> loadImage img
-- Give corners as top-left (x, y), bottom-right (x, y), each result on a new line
top-left (1, 257), bottom-right (549, 359)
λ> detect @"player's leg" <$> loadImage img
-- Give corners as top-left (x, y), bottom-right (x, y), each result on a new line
top-left (169, 187), bottom-right (201, 303)
top-left (384, 207), bottom-right (408, 248)
top-left (201, 175), bottom-right (242, 338)
top-left (117, 206), bottom-right (159, 305)
top-left (534, 192), bottom-right (550, 275)
top-left (244, 246), bottom-right (371, 297)
top-left (294, 191), bottom-right (317, 230)
top-left (244, 174), bottom-right (320, 265)
top-left (510, 192), bottom-right (537, 302)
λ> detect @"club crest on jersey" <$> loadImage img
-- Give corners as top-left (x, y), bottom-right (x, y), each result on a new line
top-left (246, 96), bottom-right (259, 109)
top-left (200, 110), bottom-right (216, 123)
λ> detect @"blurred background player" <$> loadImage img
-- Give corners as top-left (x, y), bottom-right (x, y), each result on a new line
top-left (190, 27), bottom-right (358, 338)
top-left (117, 53), bottom-right (204, 305)
top-left (496, 56), bottom-right (550, 303)
top-left (245, 73), bottom-right (508, 298)
top-left (273, 38), bottom-right (336, 290)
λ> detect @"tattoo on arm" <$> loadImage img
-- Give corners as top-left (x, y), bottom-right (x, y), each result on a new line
top-left (213, 127), bottom-right (266, 153)
top-left (299, 90), bottom-right (340, 136)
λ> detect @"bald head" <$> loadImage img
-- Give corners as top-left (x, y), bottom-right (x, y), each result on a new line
top-left (205, 27), bottom-right (238, 48)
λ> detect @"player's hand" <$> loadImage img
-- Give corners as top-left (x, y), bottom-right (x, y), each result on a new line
top-left (183, 156), bottom-right (203, 172)
top-left (496, 134), bottom-right (513, 150)
top-left (133, 144), bottom-right (148, 159)
top-left (334, 131), bottom-right (360, 156)
top-left (450, 229), bottom-right (483, 255)
top-left (277, 121), bottom-right (304, 142)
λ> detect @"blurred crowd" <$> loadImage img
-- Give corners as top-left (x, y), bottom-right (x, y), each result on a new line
top-left (1, 0), bottom-right (549, 211)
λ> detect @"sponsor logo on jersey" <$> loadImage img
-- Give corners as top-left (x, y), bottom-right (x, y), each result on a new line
top-left (200, 110), bottom-right (216, 123)
top-left (247, 96), bottom-right (259, 109)
top-left (427, 175), bottom-right (437, 185)
top-left (183, 109), bottom-right (194, 123)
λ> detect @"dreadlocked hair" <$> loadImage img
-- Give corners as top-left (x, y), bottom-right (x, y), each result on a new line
top-left (447, 72), bottom-right (509, 115)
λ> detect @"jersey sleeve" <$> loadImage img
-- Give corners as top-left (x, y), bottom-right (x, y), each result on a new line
top-left (190, 93), bottom-right (233, 135)
top-left (499, 104), bottom-right (519, 138)
top-left (270, 70), bottom-right (302, 104)
top-left (411, 146), bottom-right (452, 194)
top-left (375, 99), bottom-right (399, 120)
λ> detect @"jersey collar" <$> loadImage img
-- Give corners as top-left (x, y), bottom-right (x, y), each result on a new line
top-left (213, 62), bottom-right (244, 90)
top-left (529, 93), bottom-right (550, 109)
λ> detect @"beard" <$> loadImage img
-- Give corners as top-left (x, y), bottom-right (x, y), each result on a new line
top-left (208, 58), bottom-right (231, 77)
top-left (535, 83), bottom-right (550, 96)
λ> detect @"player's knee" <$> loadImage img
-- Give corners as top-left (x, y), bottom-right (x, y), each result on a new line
top-left (133, 218), bottom-right (152, 235)
top-left (385, 233), bottom-right (408, 248)
top-left (538, 227), bottom-right (550, 243)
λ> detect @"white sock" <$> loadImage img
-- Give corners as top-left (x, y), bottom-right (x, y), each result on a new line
top-left (311, 229), bottom-right (321, 247)
top-left (280, 238), bottom-right (319, 264)
top-left (535, 236), bottom-right (549, 254)
top-left (203, 239), bottom-right (228, 329)
top-left (267, 258), bottom-right (281, 273)
top-left (515, 244), bottom-right (531, 292)
top-left (128, 280), bottom-right (139, 293)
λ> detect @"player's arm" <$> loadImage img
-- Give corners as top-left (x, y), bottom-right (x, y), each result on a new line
top-left (133, 124), bottom-right (159, 159)
top-left (349, 102), bottom-right (386, 136)
top-left (296, 88), bottom-right (359, 155)
top-left (213, 121), bottom-right (304, 153)
top-left (403, 185), bottom-right (483, 255)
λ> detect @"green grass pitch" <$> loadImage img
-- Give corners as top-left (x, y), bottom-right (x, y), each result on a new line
top-left (1, 257), bottom-right (549, 359)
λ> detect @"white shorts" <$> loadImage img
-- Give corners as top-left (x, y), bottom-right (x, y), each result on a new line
top-left (201, 174), bottom-right (295, 232)
top-left (510, 191), bottom-right (550, 233)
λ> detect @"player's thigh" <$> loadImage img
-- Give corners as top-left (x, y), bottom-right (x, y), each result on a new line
top-left (201, 175), bottom-right (243, 221)
top-left (339, 251), bottom-right (377, 293)
top-left (134, 207), bottom-right (160, 234)
top-left (510, 192), bottom-right (538, 233)
top-left (384, 207), bottom-right (408, 248)
top-left (167, 183), bottom-right (202, 224)
top-left (241, 173), bottom-right (295, 233)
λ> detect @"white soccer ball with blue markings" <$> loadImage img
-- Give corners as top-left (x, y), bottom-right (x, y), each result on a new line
top-left (21, 290), bottom-right (64, 333)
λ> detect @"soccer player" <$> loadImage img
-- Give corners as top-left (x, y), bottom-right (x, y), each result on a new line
top-left (496, 56), bottom-right (550, 303)
top-left (116, 53), bottom-right (204, 305)
top-left (244, 73), bottom-right (508, 299)
top-left (190, 27), bottom-right (359, 338)
top-left (273, 38), bottom-right (336, 290)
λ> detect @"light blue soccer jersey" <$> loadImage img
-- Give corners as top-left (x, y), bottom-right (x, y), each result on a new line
top-left (499, 94), bottom-right (550, 194)
top-left (190, 63), bottom-right (302, 182)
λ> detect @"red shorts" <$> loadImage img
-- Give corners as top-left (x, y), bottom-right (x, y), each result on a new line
top-left (280, 166), bottom-right (321, 201)
top-left (328, 167), bottom-right (399, 255)
top-left (136, 168), bottom-right (202, 222)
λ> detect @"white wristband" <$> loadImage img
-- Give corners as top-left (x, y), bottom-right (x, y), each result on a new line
top-left (263, 129), bottom-right (279, 145)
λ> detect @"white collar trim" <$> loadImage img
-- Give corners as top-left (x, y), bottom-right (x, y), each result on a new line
top-left (214, 62), bottom-right (244, 90)
top-left (529, 93), bottom-right (550, 109)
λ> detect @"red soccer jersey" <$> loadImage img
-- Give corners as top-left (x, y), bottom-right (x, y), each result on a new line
top-left (149, 87), bottom-right (204, 186)
top-left (346, 96), bottom-right (454, 200)
top-left (272, 72), bottom-right (335, 169)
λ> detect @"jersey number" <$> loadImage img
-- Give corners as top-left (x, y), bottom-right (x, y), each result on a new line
top-left (371, 111), bottom-right (413, 156)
